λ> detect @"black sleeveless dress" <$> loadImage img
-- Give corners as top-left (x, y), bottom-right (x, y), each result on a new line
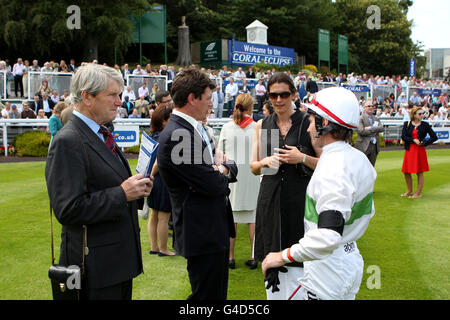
top-left (254, 111), bottom-right (315, 268)
top-left (147, 131), bottom-right (172, 213)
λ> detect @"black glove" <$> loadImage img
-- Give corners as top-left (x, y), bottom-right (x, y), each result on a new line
top-left (264, 266), bottom-right (288, 293)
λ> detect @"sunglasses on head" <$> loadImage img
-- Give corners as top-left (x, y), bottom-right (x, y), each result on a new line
top-left (268, 91), bottom-right (291, 99)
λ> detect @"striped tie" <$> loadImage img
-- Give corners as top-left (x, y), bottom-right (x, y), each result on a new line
top-left (98, 125), bottom-right (117, 155)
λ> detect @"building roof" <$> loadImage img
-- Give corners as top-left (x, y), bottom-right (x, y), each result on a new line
top-left (246, 19), bottom-right (268, 30)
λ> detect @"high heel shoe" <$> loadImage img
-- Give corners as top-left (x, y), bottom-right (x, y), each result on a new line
top-left (401, 192), bottom-right (412, 197)
top-left (245, 259), bottom-right (258, 270)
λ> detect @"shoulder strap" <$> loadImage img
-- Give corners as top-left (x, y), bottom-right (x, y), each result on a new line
top-left (297, 112), bottom-right (308, 148)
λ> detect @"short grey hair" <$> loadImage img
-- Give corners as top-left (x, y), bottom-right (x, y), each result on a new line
top-left (67, 63), bottom-right (123, 106)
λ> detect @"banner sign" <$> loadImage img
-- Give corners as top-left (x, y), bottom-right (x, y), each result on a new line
top-left (341, 84), bottom-right (370, 92)
top-left (223, 79), bottom-right (258, 88)
top-left (418, 88), bottom-right (442, 96)
top-left (409, 58), bottom-right (416, 77)
top-left (435, 129), bottom-right (450, 143)
top-left (113, 126), bottom-right (140, 148)
top-left (318, 29), bottom-right (331, 71)
top-left (201, 40), bottom-right (222, 63)
top-left (228, 40), bottom-right (295, 66)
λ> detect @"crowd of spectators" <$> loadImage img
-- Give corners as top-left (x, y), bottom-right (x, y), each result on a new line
top-left (1, 57), bottom-right (449, 123)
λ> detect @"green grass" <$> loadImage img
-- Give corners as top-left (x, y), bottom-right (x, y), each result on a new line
top-left (0, 149), bottom-right (449, 300)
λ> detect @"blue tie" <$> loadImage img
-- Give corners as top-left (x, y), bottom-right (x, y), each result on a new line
top-left (197, 123), bottom-right (213, 162)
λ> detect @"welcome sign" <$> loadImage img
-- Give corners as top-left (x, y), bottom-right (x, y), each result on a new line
top-left (228, 40), bottom-right (295, 66)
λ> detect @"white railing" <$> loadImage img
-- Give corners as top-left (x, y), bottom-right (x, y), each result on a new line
top-left (0, 117), bottom-right (235, 156)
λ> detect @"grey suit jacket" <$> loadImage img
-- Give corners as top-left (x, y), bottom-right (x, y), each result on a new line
top-left (45, 114), bottom-right (143, 289)
top-left (355, 113), bottom-right (384, 154)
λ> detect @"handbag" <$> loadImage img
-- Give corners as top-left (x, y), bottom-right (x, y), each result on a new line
top-left (295, 111), bottom-right (315, 177)
top-left (48, 204), bottom-right (87, 300)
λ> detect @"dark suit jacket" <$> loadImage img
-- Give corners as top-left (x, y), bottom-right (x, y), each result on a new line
top-left (402, 120), bottom-right (438, 150)
top-left (30, 101), bottom-right (41, 114)
top-left (45, 114), bottom-right (143, 289)
top-left (157, 114), bottom-right (237, 258)
top-left (38, 98), bottom-right (55, 112)
top-left (122, 101), bottom-right (135, 115)
top-left (306, 80), bottom-right (318, 93)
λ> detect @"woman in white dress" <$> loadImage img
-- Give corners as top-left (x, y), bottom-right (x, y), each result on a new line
top-left (218, 93), bottom-right (261, 269)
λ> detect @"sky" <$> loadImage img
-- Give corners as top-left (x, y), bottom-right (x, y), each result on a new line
top-left (407, 0), bottom-right (450, 49)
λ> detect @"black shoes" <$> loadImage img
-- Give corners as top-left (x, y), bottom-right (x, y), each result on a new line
top-left (245, 259), bottom-right (258, 269)
top-left (229, 259), bottom-right (258, 269)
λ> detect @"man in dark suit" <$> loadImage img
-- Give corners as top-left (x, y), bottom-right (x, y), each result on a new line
top-left (355, 100), bottom-right (384, 166)
top-left (45, 63), bottom-right (153, 300)
top-left (39, 92), bottom-right (55, 118)
top-left (157, 68), bottom-right (237, 300)
top-left (122, 95), bottom-right (134, 115)
top-left (306, 75), bottom-right (319, 94)
top-left (30, 95), bottom-right (41, 114)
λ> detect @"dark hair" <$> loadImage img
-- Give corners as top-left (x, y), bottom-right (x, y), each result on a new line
top-left (267, 72), bottom-right (296, 93)
top-left (263, 100), bottom-right (274, 114)
top-left (155, 90), bottom-right (170, 104)
top-left (331, 126), bottom-right (353, 143)
top-left (150, 104), bottom-right (173, 133)
top-left (171, 68), bottom-right (216, 108)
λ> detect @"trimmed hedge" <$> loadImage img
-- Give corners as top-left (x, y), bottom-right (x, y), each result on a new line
top-left (13, 130), bottom-right (50, 157)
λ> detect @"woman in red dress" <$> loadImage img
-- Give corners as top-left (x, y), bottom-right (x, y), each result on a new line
top-left (401, 106), bottom-right (438, 198)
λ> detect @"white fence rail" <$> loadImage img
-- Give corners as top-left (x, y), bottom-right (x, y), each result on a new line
top-left (2, 118), bottom-right (449, 157)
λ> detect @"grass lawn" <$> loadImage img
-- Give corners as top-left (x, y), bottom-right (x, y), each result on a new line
top-left (0, 149), bottom-right (448, 300)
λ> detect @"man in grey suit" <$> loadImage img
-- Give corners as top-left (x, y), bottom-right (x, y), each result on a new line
top-left (45, 63), bottom-right (153, 300)
top-left (355, 100), bottom-right (384, 167)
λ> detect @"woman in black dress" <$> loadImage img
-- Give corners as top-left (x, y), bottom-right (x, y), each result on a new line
top-left (147, 103), bottom-right (175, 256)
top-left (250, 73), bottom-right (321, 299)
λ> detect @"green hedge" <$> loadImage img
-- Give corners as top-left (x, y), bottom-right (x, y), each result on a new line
top-left (13, 130), bottom-right (50, 157)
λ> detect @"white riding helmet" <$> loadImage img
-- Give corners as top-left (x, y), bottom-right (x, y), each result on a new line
top-left (305, 87), bottom-right (360, 131)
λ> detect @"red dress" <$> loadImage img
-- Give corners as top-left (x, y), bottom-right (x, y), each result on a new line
top-left (402, 127), bottom-right (429, 173)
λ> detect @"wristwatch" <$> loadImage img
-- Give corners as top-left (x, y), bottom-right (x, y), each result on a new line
top-left (218, 165), bottom-right (225, 174)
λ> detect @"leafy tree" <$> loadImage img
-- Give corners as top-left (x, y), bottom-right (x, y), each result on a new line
top-left (0, 0), bottom-right (151, 63)
top-left (334, 0), bottom-right (415, 75)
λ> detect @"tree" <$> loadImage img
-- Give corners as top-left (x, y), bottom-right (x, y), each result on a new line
top-left (334, 0), bottom-right (414, 75)
top-left (0, 0), bottom-right (151, 64)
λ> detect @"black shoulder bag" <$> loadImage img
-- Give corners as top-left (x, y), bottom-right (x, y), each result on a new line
top-left (295, 112), bottom-right (315, 177)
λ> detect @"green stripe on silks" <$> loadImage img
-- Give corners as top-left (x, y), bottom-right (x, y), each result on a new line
top-left (304, 192), bottom-right (373, 225)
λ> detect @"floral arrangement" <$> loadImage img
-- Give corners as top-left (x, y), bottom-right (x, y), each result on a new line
top-left (0, 145), bottom-right (16, 156)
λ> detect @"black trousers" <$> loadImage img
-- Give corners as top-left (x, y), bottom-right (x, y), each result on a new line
top-left (81, 279), bottom-right (133, 300)
top-left (365, 142), bottom-right (378, 167)
top-left (256, 95), bottom-right (265, 112)
top-left (186, 249), bottom-right (229, 300)
top-left (14, 75), bottom-right (23, 97)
